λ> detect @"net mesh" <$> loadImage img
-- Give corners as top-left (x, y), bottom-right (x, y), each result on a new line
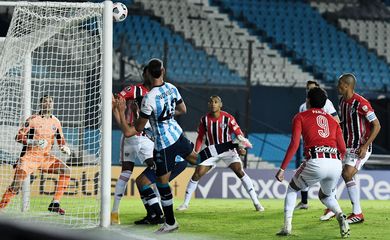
top-left (0, 2), bottom-right (104, 228)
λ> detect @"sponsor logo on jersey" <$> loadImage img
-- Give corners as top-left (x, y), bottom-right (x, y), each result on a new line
top-left (314, 146), bottom-right (338, 154)
top-left (362, 105), bottom-right (368, 112)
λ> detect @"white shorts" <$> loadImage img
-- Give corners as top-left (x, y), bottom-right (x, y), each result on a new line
top-left (120, 135), bottom-right (154, 164)
top-left (200, 149), bottom-right (241, 167)
top-left (344, 148), bottom-right (371, 170)
top-left (293, 158), bottom-right (342, 196)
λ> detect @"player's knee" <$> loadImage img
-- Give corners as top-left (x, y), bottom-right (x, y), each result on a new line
top-left (63, 166), bottom-right (71, 175)
top-left (289, 180), bottom-right (300, 191)
top-left (342, 171), bottom-right (352, 182)
top-left (135, 175), bottom-right (147, 189)
top-left (122, 161), bottom-right (134, 171)
top-left (318, 189), bottom-right (328, 200)
top-left (235, 170), bottom-right (245, 178)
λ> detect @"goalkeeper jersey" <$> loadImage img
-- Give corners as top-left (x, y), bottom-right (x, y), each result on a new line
top-left (16, 115), bottom-right (66, 155)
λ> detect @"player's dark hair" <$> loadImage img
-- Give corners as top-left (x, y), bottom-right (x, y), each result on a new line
top-left (147, 58), bottom-right (163, 78)
top-left (142, 65), bottom-right (148, 75)
top-left (40, 95), bottom-right (52, 103)
top-left (306, 80), bottom-right (319, 87)
top-left (307, 87), bottom-right (327, 108)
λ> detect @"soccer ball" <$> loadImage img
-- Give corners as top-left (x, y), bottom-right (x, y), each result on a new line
top-left (113, 2), bottom-right (128, 22)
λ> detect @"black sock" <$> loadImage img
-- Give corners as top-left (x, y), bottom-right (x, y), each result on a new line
top-left (157, 183), bottom-right (174, 225)
top-left (301, 191), bottom-right (308, 204)
top-left (141, 186), bottom-right (162, 218)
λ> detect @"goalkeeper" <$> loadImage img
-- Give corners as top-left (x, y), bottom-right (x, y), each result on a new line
top-left (0, 95), bottom-right (71, 215)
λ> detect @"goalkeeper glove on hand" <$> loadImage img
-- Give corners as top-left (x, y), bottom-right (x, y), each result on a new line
top-left (60, 145), bottom-right (71, 156)
top-left (27, 139), bottom-right (48, 149)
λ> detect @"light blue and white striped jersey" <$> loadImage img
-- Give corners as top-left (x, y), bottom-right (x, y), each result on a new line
top-left (140, 82), bottom-right (183, 150)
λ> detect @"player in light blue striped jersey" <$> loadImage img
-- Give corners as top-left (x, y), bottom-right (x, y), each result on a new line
top-left (124, 58), bottom-right (198, 234)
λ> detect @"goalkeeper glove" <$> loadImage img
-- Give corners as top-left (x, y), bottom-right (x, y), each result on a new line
top-left (27, 139), bottom-right (48, 149)
top-left (60, 145), bottom-right (71, 156)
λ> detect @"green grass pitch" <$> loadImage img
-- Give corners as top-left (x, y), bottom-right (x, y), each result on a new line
top-left (115, 198), bottom-right (390, 240)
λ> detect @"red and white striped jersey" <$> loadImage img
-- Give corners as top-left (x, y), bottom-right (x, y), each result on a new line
top-left (339, 93), bottom-right (377, 149)
top-left (195, 111), bottom-right (243, 152)
top-left (118, 83), bottom-right (149, 124)
top-left (280, 108), bottom-right (346, 170)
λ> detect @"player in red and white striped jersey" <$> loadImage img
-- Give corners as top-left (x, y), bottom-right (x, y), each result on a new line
top-left (275, 87), bottom-right (349, 238)
top-left (296, 80), bottom-right (340, 211)
top-left (177, 95), bottom-right (263, 212)
top-left (323, 73), bottom-right (381, 224)
top-left (111, 66), bottom-right (159, 224)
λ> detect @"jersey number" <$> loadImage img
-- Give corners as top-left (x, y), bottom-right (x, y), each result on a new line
top-left (316, 115), bottom-right (329, 138)
top-left (158, 98), bottom-right (176, 122)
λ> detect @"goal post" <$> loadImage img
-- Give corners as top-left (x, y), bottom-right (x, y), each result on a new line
top-left (0, 1), bottom-right (112, 228)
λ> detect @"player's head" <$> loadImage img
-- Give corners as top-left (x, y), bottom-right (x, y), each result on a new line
top-left (208, 95), bottom-right (222, 113)
top-left (306, 80), bottom-right (320, 92)
top-left (147, 58), bottom-right (164, 79)
top-left (39, 95), bottom-right (54, 114)
top-left (307, 87), bottom-right (327, 109)
top-left (142, 65), bottom-right (151, 86)
top-left (338, 73), bottom-right (356, 95)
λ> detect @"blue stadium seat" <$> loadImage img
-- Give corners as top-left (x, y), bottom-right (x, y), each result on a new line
top-left (217, 0), bottom-right (390, 91)
top-left (112, 14), bottom-right (244, 85)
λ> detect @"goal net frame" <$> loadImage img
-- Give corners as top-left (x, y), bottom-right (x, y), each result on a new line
top-left (0, 1), bottom-right (112, 228)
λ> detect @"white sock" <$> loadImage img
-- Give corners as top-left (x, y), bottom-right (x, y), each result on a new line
top-left (183, 179), bottom-right (198, 206)
top-left (301, 187), bottom-right (309, 192)
top-left (241, 174), bottom-right (260, 206)
top-left (112, 170), bottom-right (131, 212)
top-left (151, 183), bottom-right (161, 204)
top-left (346, 180), bottom-right (361, 214)
top-left (320, 195), bottom-right (342, 215)
top-left (284, 186), bottom-right (297, 227)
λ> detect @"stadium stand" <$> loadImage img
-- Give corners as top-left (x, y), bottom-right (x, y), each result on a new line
top-left (116, 14), bottom-right (243, 85)
top-left (339, 19), bottom-right (390, 63)
top-left (134, 0), bottom-right (314, 87)
top-left (310, 1), bottom-right (390, 64)
top-left (214, 0), bottom-right (390, 91)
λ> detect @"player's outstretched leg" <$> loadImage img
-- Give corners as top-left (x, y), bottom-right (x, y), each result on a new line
top-left (177, 165), bottom-right (210, 211)
top-left (177, 179), bottom-right (198, 211)
top-left (1, 168), bottom-right (26, 209)
top-left (240, 173), bottom-right (264, 212)
top-left (0, 187), bottom-right (18, 209)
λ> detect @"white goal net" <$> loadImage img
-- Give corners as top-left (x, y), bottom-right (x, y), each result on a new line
top-left (0, 1), bottom-right (112, 228)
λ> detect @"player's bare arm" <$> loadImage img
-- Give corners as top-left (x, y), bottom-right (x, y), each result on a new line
top-left (275, 169), bottom-right (284, 182)
top-left (175, 101), bottom-right (187, 116)
top-left (357, 118), bottom-right (381, 159)
top-left (116, 97), bottom-right (139, 137)
top-left (112, 94), bottom-right (121, 125)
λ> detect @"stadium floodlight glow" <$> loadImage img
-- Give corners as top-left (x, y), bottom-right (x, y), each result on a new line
top-left (0, 1), bottom-right (112, 228)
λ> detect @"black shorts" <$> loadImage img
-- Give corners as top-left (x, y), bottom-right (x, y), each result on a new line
top-left (143, 160), bottom-right (187, 183)
top-left (153, 134), bottom-right (193, 177)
